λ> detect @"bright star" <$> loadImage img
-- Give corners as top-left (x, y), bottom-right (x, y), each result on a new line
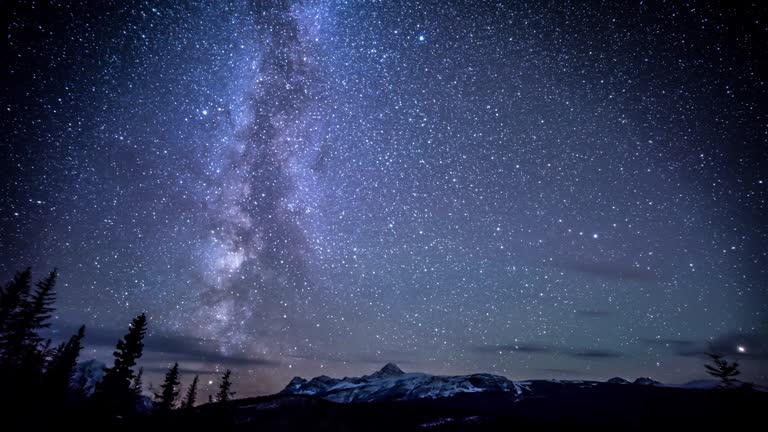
top-left (737, 346), bottom-right (746, 353)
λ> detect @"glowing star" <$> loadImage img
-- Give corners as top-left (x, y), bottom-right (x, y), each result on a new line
top-left (202, 109), bottom-right (208, 115)
top-left (418, 35), bottom-right (425, 42)
top-left (592, 233), bottom-right (598, 239)
top-left (737, 346), bottom-right (746, 353)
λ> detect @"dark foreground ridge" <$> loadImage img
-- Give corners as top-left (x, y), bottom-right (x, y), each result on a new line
top-left (163, 384), bottom-right (765, 432)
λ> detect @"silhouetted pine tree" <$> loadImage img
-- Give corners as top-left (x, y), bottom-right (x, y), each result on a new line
top-left (155, 362), bottom-right (181, 412)
top-left (44, 325), bottom-right (86, 398)
top-left (11, 271), bottom-right (57, 375)
top-left (0, 269), bottom-right (33, 366)
top-left (182, 375), bottom-right (199, 409)
top-left (215, 369), bottom-right (235, 403)
top-left (132, 366), bottom-right (144, 397)
top-left (705, 352), bottom-right (741, 387)
top-left (0, 269), bottom-right (58, 402)
top-left (25, 271), bottom-right (57, 341)
top-left (95, 313), bottom-right (148, 416)
top-left (0, 269), bottom-right (32, 336)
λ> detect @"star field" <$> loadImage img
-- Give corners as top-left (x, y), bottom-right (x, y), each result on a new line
top-left (1, 1), bottom-right (766, 395)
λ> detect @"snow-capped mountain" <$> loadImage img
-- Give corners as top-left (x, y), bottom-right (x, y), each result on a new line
top-left (70, 359), bottom-right (107, 395)
top-left (281, 363), bottom-right (530, 403)
top-left (199, 368), bottom-right (768, 431)
top-left (606, 377), bottom-right (631, 384)
top-left (633, 377), bottom-right (663, 386)
top-left (281, 363), bottom-right (766, 404)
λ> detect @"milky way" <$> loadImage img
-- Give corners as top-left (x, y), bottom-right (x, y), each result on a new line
top-left (195, 1), bottom-right (329, 356)
top-left (1, 1), bottom-right (766, 396)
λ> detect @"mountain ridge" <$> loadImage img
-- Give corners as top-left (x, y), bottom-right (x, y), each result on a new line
top-left (280, 363), bottom-right (734, 403)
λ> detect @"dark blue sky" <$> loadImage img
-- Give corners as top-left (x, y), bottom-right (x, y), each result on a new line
top-left (1, 0), bottom-right (766, 396)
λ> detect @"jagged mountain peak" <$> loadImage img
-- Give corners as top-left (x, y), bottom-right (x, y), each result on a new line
top-left (633, 377), bottom-right (662, 386)
top-left (372, 362), bottom-right (404, 377)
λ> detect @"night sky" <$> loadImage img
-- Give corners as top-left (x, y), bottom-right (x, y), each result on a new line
top-left (1, 1), bottom-right (766, 396)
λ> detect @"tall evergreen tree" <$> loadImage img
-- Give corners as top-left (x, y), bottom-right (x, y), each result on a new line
top-left (132, 367), bottom-right (144, 397)
top-left (0, 269), bottom-right (59, 402)
top-left (25, 271), bottom-right (57, 342)
top-left (44, 325), bottom-right (86, 397)
top-left (154, 362), bottom-right (181, 412)
top-left (215, 369), bottom-right (235, 403)
top-left (22, 271), bottom-right (58, 375)
top-left (0, 269), bottom-right (32, 332)
top-left (96, 313), bottom-right (148, 414)
top-left (705, 352), bottom-right (741, 387)
top-left (0, 269), bottom-right (33, 366)
top-left (182, 375), bottom-right (199, 409)
top-left (4, 270), bottom-right (57, 370)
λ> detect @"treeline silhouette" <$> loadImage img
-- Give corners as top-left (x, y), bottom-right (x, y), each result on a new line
top-left (0, 268), bottom-right (235, 429)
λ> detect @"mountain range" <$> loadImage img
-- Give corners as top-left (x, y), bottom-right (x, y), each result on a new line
top-left (71, 360), bottom-right (767, 430)
top-left (279, 362), bottom-right (734, 403)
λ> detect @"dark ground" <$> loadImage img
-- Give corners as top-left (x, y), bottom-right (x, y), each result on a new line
top-left (162, 383), bottom-right (766, 431)
top-left (3, 381), bottom-right (764, 431)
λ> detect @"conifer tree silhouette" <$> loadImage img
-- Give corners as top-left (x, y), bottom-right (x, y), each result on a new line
top-left (44, 325), bottom-right (86, 398)
top-left (155, 362), bottom-right (181, 412)
top-left (0, 269), bottom-right (50, 368)
top-left (132, 366), bottom-right (144, 397)
top-left (182, 375), bottom-right (199, 409)
top-left (215, 369), bottom-right (235, 403)
top-left (0, 270), bottom-right (58, 400)
top-left (705, 352), bottom-right (741, 388)
top-left (0, 269), bottom-right (32, 351)
top-left (96, 313), bottom-right (148, 415)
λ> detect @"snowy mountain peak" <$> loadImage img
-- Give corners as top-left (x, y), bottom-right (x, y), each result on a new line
top-left (280, 364), bottom-right (529, 403)
top-left (607, 377), bottom-right (630, 384)
top-left (285, 376), bottom-right (307, 389)
top-left (370, 362), bottom-right (405, 377)
top-left (70, 359), bottom-right (107, 396)
top-left (633, 377), bottom-right (662, 386)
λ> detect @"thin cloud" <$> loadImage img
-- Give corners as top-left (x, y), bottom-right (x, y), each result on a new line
top-left (638, 331), bottom-right (768, 360)
top-left (472, 343), bottom-right (623, 359)
top-left (142, 365), bottom-right (220, 375)
top-left (555, 260), bottom-right (657, 281)
top-left (570, 349), bottom-right (622, 359)
top-left (640, 337), bottom-right (696, 349)
top-left (575, 309), bottom-right (612, 318)
top-left (52, 323), bottom-right (279, 368)
top-left (534, 367), bottom-right (585, 376)
top-left (473, 343), bottom-right (554, 354)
